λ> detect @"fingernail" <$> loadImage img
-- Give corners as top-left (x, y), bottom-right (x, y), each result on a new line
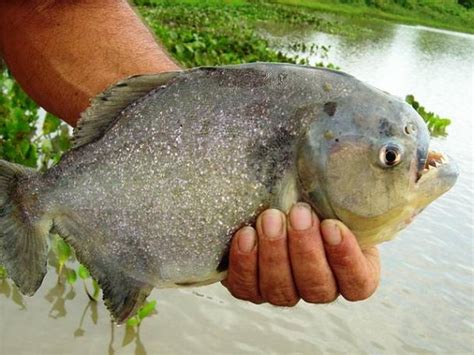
top-left (238, 227), bottom-right (256, 253)
top-left (289, 202), bottom-right (312, 231)
top-left (262, 209), bottom-right (283, 240)
top-left (322, 220), bottom-right (342, 246)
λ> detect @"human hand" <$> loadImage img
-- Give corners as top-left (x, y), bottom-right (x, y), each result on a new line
top-left (222, 203), bottom-right (380, 305)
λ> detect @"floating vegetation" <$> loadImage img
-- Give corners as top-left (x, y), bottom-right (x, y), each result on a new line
top-left (136, 0), bottom-right (345, 68)
top-left (78, 265), bottom-right (101, 302)
top-left (126, 300), bottom-right (158, 327)
top-left (405, 95), bottom-right (451, 137)
top-left (285, 42), bottom-right (340, 69)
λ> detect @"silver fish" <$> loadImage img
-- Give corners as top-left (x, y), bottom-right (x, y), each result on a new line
top-left (0, 63), bottom-right (458, 322)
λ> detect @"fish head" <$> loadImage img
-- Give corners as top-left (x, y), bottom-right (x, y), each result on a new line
top-left (296, 89), bottom-right (458, 248)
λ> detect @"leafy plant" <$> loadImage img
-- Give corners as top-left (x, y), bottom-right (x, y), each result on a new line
top-left (137, 0), bottom-right (343, 68)
top-left (78, 264), bottom-right (101, 301)
top-left (405, 94), bottom-right (451, 136)
top-left (126, 300), bottom-right (158, 327)
top-left (0, 69), bottom-right (71, 170)
top-left (53, 236), bottom-right (73, 277)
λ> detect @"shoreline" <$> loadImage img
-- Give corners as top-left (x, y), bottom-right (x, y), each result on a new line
top-left (274, 0), bottom-right (474, 35)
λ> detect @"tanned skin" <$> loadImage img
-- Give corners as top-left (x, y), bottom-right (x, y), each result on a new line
top-left (0, 0), bottom-right (380, 306)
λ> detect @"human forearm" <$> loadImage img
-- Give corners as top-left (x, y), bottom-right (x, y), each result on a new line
top-left (0, 0), bottom-right (180, 126)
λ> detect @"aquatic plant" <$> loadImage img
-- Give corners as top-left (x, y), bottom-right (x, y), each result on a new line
top-left (405, 94), bottom-right (451, 136)
top-left (78, 265), bottom-right (101, 301)
top-left (126, 300), bottom-right (158, 327)
top-left (0, 265), bottom-right (6, 279)
top-left (285, 43), bottom-right (341, 69)
top-left (137, 0), bottom-right (346, 68)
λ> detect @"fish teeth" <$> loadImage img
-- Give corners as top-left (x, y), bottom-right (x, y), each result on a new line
top-left (424, 150), bottom-right (446, 172)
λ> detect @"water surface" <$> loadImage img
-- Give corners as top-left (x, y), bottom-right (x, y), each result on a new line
top-left (1, 19), bottom-right (473, 355)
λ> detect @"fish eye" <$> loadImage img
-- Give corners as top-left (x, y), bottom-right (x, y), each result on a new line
top-left (379, 144), bottom-right (402, 167)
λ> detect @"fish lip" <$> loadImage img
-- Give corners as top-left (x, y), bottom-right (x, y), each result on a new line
top-left (415, 150), bottom-right (459, 187)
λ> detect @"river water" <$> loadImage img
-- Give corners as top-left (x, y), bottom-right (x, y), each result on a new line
top-left (1, 19), bottom-right (473, 355)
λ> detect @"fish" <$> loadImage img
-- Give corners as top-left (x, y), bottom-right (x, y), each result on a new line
top-left (0, 63), bottom-right (458, 322)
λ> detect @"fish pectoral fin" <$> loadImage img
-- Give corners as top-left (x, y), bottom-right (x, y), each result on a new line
top-left (53, 213), bottom-right (153, 323)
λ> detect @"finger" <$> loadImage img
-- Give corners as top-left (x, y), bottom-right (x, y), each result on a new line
top-left (287, 203), bottom-right (338, 303)
top-left (321, 220), bottom-right (381, 301)
top-left (257, 209), bottom-right (299, 306)
top-left (223, 226), bottom-right (263, 304)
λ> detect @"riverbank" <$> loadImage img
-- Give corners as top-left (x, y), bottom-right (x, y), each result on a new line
top-left (274, 0), bottom-right (474, 34)
top-left (136, 0), bottom-right (346, 68)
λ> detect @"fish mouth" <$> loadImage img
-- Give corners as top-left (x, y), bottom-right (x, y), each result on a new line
top-left (415, 149), bottom-right (458, 194)
top-left (402, 149), bottom-right (458, 229)
top-left (416, 150), bottom-right (448, 182)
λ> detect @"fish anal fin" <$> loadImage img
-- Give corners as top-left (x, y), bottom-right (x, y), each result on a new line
top-left (102, 278), bottom-right (153, 323)
top-left (73, 71), bottom-right (180, 149)
top-left (53, 213), bottom-right (153, 323)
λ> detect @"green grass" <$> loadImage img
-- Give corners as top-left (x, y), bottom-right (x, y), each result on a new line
top-left (273, 0), bottom-right (474, 33)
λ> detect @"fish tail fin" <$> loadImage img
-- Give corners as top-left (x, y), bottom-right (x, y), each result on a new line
top-left (0, 160), bottom-right (50, 295)
top-left (53, 214), bottom-right (153, 323)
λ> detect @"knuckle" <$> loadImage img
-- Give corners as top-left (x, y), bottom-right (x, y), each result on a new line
top-left (267, 293), bottom-right (299, 307)
top-left (229, 273), bottom-right (256, 292)
top-left (292, 243), bottom-right (319, 261)
top-left (331, 253), bottom-right (356, 269)
top-left (230, 253), bottom-right (255, 273)
top-left (234, 262), bottom-right (256, 276)
top-left (262, 286), bottom-right (299, 307)
top-left (342, 277), bottom-right (377, 301)
top-left (301, 286), bottom-right (339, 304)
top-left (296, 270), bottom-right (338, 304)
top-left (228, 283), bottom-right (260, 302)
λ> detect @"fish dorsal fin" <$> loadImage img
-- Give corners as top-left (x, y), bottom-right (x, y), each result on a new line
top-left (72, 71), bottom-right (180, 149)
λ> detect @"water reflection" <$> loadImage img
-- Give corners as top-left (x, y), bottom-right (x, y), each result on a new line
top-left (44, 282), bottom-right (76, 319)
top-left (108, 322), bottom-right (149, 355)
top-left (74, 300), bottom-right (98, 337)
top-left (0, 279), bottom-right (26, 310)
top-left (261, 16), bottom-right (397, 64)
top-left (1, 262), bottom-right (152, 355)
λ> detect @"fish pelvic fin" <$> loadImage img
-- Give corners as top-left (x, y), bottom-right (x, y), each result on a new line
top-left (53, 213), bottom-right (153, 323)
top-left (0, 160), bottom-right (49, 295)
